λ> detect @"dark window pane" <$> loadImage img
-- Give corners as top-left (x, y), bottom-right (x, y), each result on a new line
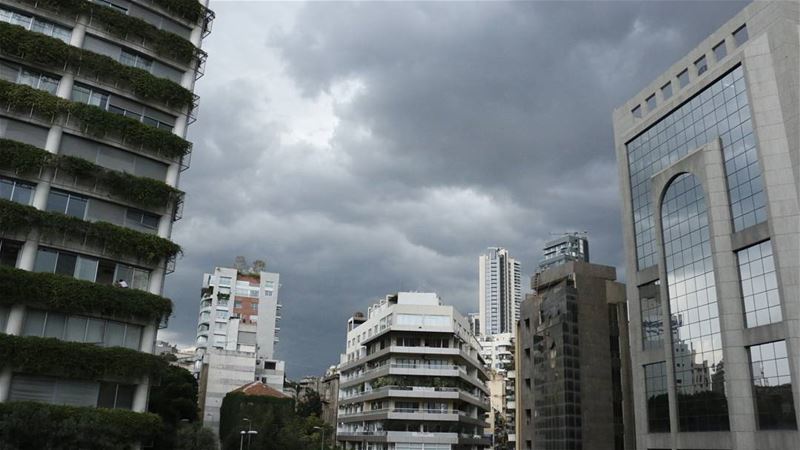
top-left (733, 24), bottom-right (748, 47)
top-left (0, 239), bottom-right (21, 267)
top-left (678, 69), bottom-right (689, 88)
top-left (114, 385), bottom-right (134, 409)
top-left (97, 383), bottom-right (117, 408)
top-left (645, 362), bottom-right (670, 432)
top-left (43, 312), bottom-right (66, 338)
top-left (713, 41), bottom-right (727, 61)
top-left (749, 341), bottom-right (797, 429)
top-left (45, 190), bottom-right (69, 214)
top-left (54, 252), bottom-right (77, 276)
top-left (65, 196), bottom-right (87, 219)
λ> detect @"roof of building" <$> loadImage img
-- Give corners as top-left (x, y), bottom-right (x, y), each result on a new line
top-left (231, 381), bottom-right (288, 398)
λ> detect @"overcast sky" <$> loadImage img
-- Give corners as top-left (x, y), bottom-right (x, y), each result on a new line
top-left (158, 0), bottom-right (748, 377)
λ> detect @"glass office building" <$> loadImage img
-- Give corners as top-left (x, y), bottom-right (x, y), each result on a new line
top-left (613, 2), bottom-right (799, 449)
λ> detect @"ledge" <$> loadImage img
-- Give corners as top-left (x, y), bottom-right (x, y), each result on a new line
top-left (0, 199), bottom-right (181, 264)
top-left (0, 266), bottom-right (173, 322)
top-left (0, 138), bottom-right (182, 211)
top-left (0, 334), bottom-right (167, 379)
top-left (0, 22), bottom-right (194, 109)
top-left (0, 401), bottom-right (163, 447)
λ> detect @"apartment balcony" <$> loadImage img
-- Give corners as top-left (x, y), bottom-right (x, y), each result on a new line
top-left (338, 407), bottom-right (485, 424)
top-left (339, 346), bottom-right (488, 380)
top-left (339, 386), bottom-right (490, 410)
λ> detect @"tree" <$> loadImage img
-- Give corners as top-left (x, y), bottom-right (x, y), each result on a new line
top-left (148, 358), bottom-right (201, 449)
top-left (296, 390), bottom-right (323, 418)
top-left (175, 422), bottom-right (218, 450)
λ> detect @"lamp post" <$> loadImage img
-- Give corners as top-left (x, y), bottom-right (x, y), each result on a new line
top-left (313, 426), bottom-right (325, 450)
top-left (239, 418), bottom-right (258, 450)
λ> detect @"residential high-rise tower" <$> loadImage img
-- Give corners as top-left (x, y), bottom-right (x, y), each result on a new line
top-left (612, 2), bottom-right (799, 448)
top-left (478, 247), bottom-right (521, 336)
top-left (0, 0), bottom-right (212, 445)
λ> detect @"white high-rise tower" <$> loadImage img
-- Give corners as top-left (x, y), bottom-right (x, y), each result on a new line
top-left (478, 247), bottom-right (521, 336)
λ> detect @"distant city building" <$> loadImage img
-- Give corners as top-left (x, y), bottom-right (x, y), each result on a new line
top-left (537, 233), bottom-right (589, 272)
top-left (479, 333), bottom-right (516, 448)
top-left (194, 262), bottom-right (285, 432)
top-left (155, 340), bottom-right (196, 373)
top-left (516, 241), bottom-right (634, 450)
top-left (613, 2), bottom-right (799, 449)
top-left (337, 292), bottom-right (491, 449)
top-left (467, 312), bottom-right (481, 337)
top-left (0, 0), bottom-right (213, 444)
top-left (320, 365), bottom-right (340, 447)
top-left (479, 248), bottom-right (522, 336)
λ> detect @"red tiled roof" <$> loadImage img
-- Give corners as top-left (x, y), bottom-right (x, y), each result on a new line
top-left (232, 381), bottom-right (288, 398)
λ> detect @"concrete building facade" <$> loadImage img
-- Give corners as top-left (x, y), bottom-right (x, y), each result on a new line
top-left (516, 258), bottom-right (633, 450)
top-left (479, 248), bottom-right (522, 337)
top-left (194, 264), bottom-right (285, 431)
top-left (612, 2), bottom-right (799, 449)
top-left (0, 0), bottom-right (212, 444)
top-left (337, 292), bottom-right (491, 450)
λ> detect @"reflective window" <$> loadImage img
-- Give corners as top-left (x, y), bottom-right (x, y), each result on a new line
top-left (748, 341), bottom-right (796, 429)
top-left (0, 177), bottom-right (34, 205)
top-left (97, 383), bottom-right (135, 410)
top-left (644, 362), bottom-right (670, 432)
top-left (733, 24), bottom-right (748, 47)
top-left (22, 308), bottom-right (142, 350)
top-left (46, 189), bottom-right (88, 219)
top-left (694, 55), bottom-right (707, 76)
top-left (0, 305), bottom-right (8, 334)
top-left (125, 209), bottom-right (160, 230)
top-left (662, 173), bottom-right (728, 431)
top-left (627, 66), bottom-right (766, 268)
top-left (632, 104), bottom-right (642, 118)
top-left (640, 281), bottom-right (664, 351)
top-left (71, 84), bottom-right (109, 109)
top-left (119, 50), bottom-right (153, 72)
top-left (737, 240), bottom-right (782, 327)
top-left (16, 68), bottom-right (59, 95)
top-left (661, 82), bottom-right (672, 101)
top-left (678, 69), bottom-right (689, 88)
top-left (713, 41), bottom-right (727, 62)
top-left (0, 6), bottom-right (71, 42)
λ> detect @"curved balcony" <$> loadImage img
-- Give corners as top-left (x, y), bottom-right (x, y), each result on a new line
top-left (339, 385), bottom-right (490, 409)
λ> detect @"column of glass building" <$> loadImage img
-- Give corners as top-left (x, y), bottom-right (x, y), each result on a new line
top-left (0, 0), bottom-right (212, 446)
top-left (613, 2), bottom-right (799, 449)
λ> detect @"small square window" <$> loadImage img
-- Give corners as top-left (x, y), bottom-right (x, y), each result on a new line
top-left (646, 94), bottom-right (656, 111)
top-left (694, 55), bottom-right (707, 75)
top-left (678, 69), bottom-right (689, 88)
top-left (631, 104), bottom-right (642, 118)
top-left (713, 41), bottom-right (727, 61)
top-left (733, 24), bottom-right (748, 47)
top-left (661, 82), bottom-right (672, 100)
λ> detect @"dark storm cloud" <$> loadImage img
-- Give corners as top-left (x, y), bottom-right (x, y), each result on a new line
top-left (161, 1), bottom-right (748, 377)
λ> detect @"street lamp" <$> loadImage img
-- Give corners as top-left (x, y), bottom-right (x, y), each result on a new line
top-left (239, 418), bottom-right (258, 450)
top-left (313, 426), bottom-right (325, 450)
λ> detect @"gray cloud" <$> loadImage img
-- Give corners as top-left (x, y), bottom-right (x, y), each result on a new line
top-left (161, 0), bottom-right (748, 377)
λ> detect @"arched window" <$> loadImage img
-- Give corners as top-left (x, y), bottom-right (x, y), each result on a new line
top-left (661, 173), bottom-right (729, 431)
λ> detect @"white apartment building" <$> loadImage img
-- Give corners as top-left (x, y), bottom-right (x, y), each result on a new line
top-left (337, 292), bottom-right (491, 450)
top-left (194, 265), bottom-right (285, 432)
top-left (478, 248), bottom-right (521, 337)
top-left (478, 333), bottom-right (516, 447)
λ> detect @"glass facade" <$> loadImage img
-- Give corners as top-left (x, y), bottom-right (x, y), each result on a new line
top-left (640, 281), bottom-right (664, 351)
top-left (644, 362), bottom-right (670, 432)
top-left (737, 240), bottom-right (782, 328)
top-left (662, 173), bottom-right (728, 431)
top-left (627, 65), bottom-right (765, 269)
top-left (748, 341), bottom-right (797, 429)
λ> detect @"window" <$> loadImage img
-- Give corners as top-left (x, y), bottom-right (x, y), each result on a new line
top-left (218, 276), bottom-right (232, 286)
top-left (737, 241), bottom-right (782, 327)
top-left (9, 375), bottom-right (98, 407)
top-left (119, 50), bottom-right (153, 71)
top-left (0, 6), bottom-right (71, 42)
top-left (661, 82), bottom-right (672, 100)
top-left (125, 209), bottom-right (159, 230)
top-left (97, 383), bottom-right (135, 409)
top-left (0, 239), bottom-right (21, 267)
top-left (114, 263), bottom-right (150, 291)
top-left (748, 341), bottom-right (796, 429)
top-left (264, 361), bottom-right (277, 370)
top-left (733, 24), bottom-right (748, 47)
top-left (17, 68), bottom-right (59, 95)
top-left (46, 189), bottom-right (88, 219)
top-left (22, 309), bottom-right (142, 350)
top-left (713, 41), bottom-right (727, 61)
top-left (640, 281), bottom-right (663, 350)
top-left (0, 306), bottom-right (8, 334)
top-left (677, 69), bottom-right (689, 88)
top-left (694, 55), bottom-right (707, 75)
top-left (631, 104), bottom-right (642, 118)
top-left (107, 104), bottom-right (174, 131)
top-left (644, 362), bottom-right (670, 432)
top-left (0, 177), bottom-right (34, 205)
top-left (71, 84), bottom-right (109, 109)
top-left (646, 94), bottom-right (656, 111)
top-left (91, 0), bottom-right (129, 13)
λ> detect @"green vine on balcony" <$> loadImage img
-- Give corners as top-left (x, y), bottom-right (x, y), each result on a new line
top-left (0, 79), bottom-right (190, 159)
top-left (0, 22), bottom-right (194, 109)
top-left (13, 0), bottom-right (200, 65)
top-left (0, 266), bottom-right (173, 322)
top-left (0, 402), bottom-right (163, 449)
top-left (0, 138), bottom-right (182, 210)
top-left (0, 334), bottom-right (168, 379)
top-left (0, 199), bottom-right (181, 263)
